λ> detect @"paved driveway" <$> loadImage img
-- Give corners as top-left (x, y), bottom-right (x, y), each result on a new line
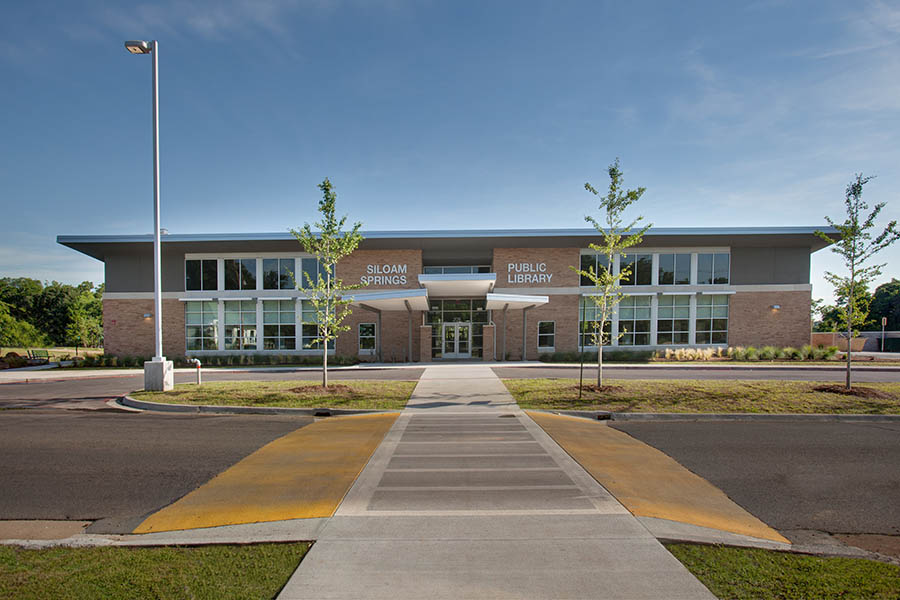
top-left (611, 420), bottom-right (900, 538)
top-left (0, 409), bottom-right (311, 533)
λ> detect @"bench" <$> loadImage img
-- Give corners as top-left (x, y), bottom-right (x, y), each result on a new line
top-left (27, 349), bottom-right (50, 365)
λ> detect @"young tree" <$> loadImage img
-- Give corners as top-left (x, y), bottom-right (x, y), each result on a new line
top-left (573, 158), bottom-right (651, 388)
top-left (816, 174), bottom-right (899, 389)
top-left (292, 178), bottom-right (364, 387)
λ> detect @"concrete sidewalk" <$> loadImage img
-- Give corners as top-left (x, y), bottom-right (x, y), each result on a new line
top-left (278, 365), bottom-right (715, 599)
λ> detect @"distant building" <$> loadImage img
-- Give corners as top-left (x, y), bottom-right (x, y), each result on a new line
top-left (58, 227), bottom-right (832, 361)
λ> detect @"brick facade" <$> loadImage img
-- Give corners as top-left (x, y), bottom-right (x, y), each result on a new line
top-left (496, 295), bottom-right (580, 360)
top-left (336, 306), bottom-right (423, 362)
top-left (728, 291), bottom-right (811, 348)
top-left (492, 248), bottom-right (580, 288)
top-left (103, 298), bottom-right (185, 358)
top-left (337, 249), bottom-right (422, 290)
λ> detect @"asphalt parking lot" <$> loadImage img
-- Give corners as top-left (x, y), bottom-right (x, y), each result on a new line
top-left (611, 420), bottom-right (900, 538)
top-left (0, 409), bottom-right (312, 533)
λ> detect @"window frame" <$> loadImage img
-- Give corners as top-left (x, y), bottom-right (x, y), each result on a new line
top-left (185, 259), bottom-right (218, 291)
top-left (358, 322), bottom-right (377, 355)
top-left (695, 294), bottom-right (729, 345)
top-left (656, 294), bottom-right (691, 345)
top-left (537, 321), bottom-right (556, 352)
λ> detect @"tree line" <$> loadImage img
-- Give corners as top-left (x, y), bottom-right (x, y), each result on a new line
top-left (813, 279), bottom-right (900, 333)
top-left (0, 278), bottom-right (103, 349)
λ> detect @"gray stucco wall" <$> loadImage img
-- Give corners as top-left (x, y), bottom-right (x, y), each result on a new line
top-left (730, 247), bottom-right (810, 285)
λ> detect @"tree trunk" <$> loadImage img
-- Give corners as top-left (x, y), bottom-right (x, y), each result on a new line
top-left (323, 339), bottom-right (328, 388)
top-left (597, 337), bottom-right (603, 388)
top-left (845, 319), bottom-right (852, 391)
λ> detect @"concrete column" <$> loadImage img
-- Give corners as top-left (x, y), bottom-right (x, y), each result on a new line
top-left (419, 325), bottom-right (432, 363)
top-left (482, 324), bottom-right (495, 361)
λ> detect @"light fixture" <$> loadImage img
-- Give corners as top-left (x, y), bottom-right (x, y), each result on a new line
top-left (124, 40), bottom-right (151, 54)
top-left (770, 304), bottom-right (781, 311)
top-left (143, 313), bottom-right (152, 319)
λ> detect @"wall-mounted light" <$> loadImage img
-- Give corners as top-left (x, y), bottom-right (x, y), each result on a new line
top-left (143, 313), bottom-right (153, 319)
top-left (770, 304), bottom-right (781, 311)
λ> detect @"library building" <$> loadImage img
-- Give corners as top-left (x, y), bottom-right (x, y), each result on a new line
top-left (58, 227), bottom-right (831, 362)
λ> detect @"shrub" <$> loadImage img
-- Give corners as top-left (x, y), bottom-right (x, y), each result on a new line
top-left (823, 345), bottom-right (839, 359)
top-left (743, 346), bottom-right (759, 361)
top-left (758, 346), bottom-right (777, 360)
top-left (799, 345), bottom-right (814, 360)
top-left (3, 352), bottom-right (27, 368)
top-left (812, 345), bottom-right (827, 360)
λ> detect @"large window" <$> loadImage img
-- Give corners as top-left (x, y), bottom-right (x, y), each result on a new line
top-left (657, 295), bottom-right (690, 344)
top-left (263, 258), bottom-right (295, 290)
top-left (620, 254), bottom-right (653, 286)
top-left (697, 253), bottom-right (730, 285)
top-left (696, 295), bottom-right (729, 344)
top-left (185, 259), bottom-right (217, 291)
top-left (299, 258), bottom-right (328, 288)
top-left (224, 300), bottom-right (257, 350)
top-left (537, 321), bottom-right (555, 351)
top-left (225, 259), bottom-right (257, 290)
top-left (262, 300), bottom-right (296, 350)
top-left (300, 300), bottom-right (334, 350)
top-left (578, 297), bottom-right (612, 348)
top-left (618, 296), bottom-right (651, 346)
top-left (422, 266), bottom-right (491, 274)
top-left (579, 254), bottom-right (610, 286)
top-left (185, 301), bottom-right (218, 351)
top-left (359, 323), bottom-right (376, 354)
top-left (658, 254), bottom-right (691, 285)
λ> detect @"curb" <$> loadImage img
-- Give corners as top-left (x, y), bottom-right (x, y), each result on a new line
top-left (521, 363), bottom-right (900, 372)
top-left (119, 395), bottom-right (400, 417)
top-left (538, 409), bottom-right (900, 422)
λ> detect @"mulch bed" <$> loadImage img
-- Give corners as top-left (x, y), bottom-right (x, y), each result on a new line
top-left (812, 384), bottom-right (895, 400)
top-left (289, 384), bottom-right (355, 395)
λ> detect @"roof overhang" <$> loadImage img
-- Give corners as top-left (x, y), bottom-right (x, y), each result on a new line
top-left (485, 292), bottom-right (549, 311)
top-left (418, 273), bottom-right (496, 297)
top-left (345, 288), bottom-right (429, 311)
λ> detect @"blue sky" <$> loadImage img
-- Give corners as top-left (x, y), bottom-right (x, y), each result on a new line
top-left (2, 0), bottom-right (898, 304)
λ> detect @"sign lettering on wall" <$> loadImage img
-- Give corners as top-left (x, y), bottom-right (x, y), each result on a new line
top-left (361, 264), bottom-right (408, 285)
top-left (507, 262), bottom-right (553, 284)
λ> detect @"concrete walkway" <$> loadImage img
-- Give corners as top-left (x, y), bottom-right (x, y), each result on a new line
top-left (278, 365), bottom-right (715, 599)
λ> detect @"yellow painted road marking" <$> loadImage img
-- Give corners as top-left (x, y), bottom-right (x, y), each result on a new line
top-left (527, 411), bottom-right (789, 543)
top-left (133, 413), bottom-right (398, 534)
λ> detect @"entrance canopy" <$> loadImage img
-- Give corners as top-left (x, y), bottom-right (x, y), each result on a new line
top-left (418, 273), bottom-right (495, 298)
top-left (345, 288), bottom-right (429, 311)
top-left (485, 292), bottom-right (549, 310)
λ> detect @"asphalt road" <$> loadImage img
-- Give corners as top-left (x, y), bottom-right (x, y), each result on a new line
top-left (494, 365), bottom-right (900, 382)
top-left (0, 409), bottom-right (312, 533)
top-left (610, 421), bottom-right (900, 538)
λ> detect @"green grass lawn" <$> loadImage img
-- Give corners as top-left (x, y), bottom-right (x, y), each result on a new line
top-left (0, 543), bottom-right (309, 600)
top-left (667, 543), bottom-right (900, 600)
top-left (132, 379), bottom-right (416, 410)
top-left (502, 378), bottom-right (900, 414)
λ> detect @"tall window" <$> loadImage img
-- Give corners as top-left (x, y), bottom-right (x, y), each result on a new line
top-left (224, 300), bottom-right (257, 350)
top-left (262, 300), bottom-right (296, 350)
top-left (578, 297), bottom-right (611, 348)
top-left (422, 266), bottom-right (491, 274)
top-left (657, 295), bottom-right (690, 344)
top-left (579, 254), bottom-right (610, 286)
top-left (697, 253), bottom-right (730, 285)
top-left (263, 258), bottom-right (295, 290)
top-left (618, 296), bottom-right (651, 346)
top-left (300, 300), bottom-right (334, 350)
top-left (185, 259), bottom-right (217, 291)
top-left (425, 299), bottom-right (488, 358)
top-left (658, 253), bottom-right (691, 285)
top-left (225, 259), bottom-right (256, 290)
top-left (696, 295), bottom-right (729, 344)
top-left (537, 321), bottom-right (555, 351)
top-left (359, 323), bottom-right (376, 354)
top-left (620, 254), bottom-right (653, 286)
top-left (185, 301), bottom-right (218, 350)
top-left (299, 258), bottom-right (327, 288)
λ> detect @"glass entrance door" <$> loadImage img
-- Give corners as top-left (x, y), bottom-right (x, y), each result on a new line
top-left (442, 323), bottom-right (471, 359)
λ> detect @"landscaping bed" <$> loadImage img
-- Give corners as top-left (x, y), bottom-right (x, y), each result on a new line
top-left (131, 380), bottom-right (416, 410)
top-left (502, 378), bottom-right (900, 414)
top-left (0, 543), bottom-right (309, 600)
top-left (667, 543), bottom-right (900, 600)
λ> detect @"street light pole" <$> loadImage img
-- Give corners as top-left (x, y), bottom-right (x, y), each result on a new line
top-left (126, 39), bottom-right (172, 390)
